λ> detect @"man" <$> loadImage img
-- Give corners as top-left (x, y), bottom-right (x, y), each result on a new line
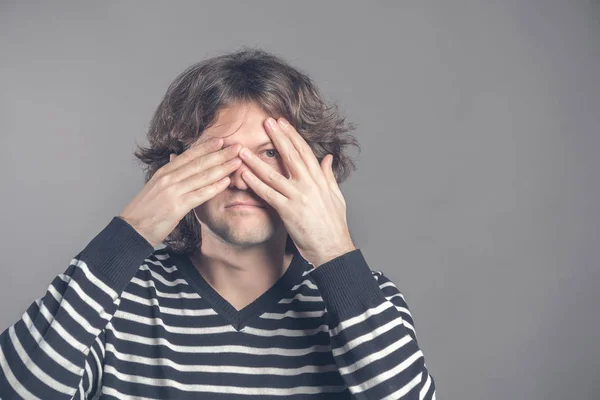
top-left (0, 48), bottom-right (436, 399)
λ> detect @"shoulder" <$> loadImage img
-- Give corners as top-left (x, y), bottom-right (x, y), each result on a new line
top-left (124, 246), bottom-right (190, 292)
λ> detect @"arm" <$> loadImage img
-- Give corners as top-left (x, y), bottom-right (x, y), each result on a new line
top-left (310, 249), bottom-right (437, 399)
top-left (0, 217), bottom-right (154, 399)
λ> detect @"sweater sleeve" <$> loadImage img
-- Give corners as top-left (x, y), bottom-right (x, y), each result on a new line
top-left (309, 249), bottom-right (437, 399)
top-left (0, 216), bottom-right (155, 399)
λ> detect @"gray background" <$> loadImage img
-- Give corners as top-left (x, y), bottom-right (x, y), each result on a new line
top-left (1, 1), bottom-right (598, 399)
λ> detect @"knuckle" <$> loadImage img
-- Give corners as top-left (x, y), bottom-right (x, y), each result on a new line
top-left (157, 174), bottom-right (173, 188)
top-left (299, 194), bottom-right (309, 206)
top-left (194, 156), bottom-right (206, 172)
top-left (202, 139), bottom-right (220, 153)
top-left (209, 137), bottom-right (223, 148)
top-left (163, 184), bottom-right (177, 198)
top-left (172, 203), bottom-right (184, 218)
top-left (267, 170), bottom-right (278, 182)
top-left (207, 168), bottom-right (222, 182)
top-left (224, 145), bottom-right (239, 158)
top-left (227, 157), bottom-right (241, 168)
top-left (177, 150), bottom-right (191, 162)
top-left (219, 148), bottom-right (231, 160)
top-left (152, 168), bottom-right (164, 179)
top-left (205, 182), bottom-right (220, 195)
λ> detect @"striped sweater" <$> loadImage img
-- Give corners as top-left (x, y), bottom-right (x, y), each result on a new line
top-left (0, 216), bottom-right (437, 399)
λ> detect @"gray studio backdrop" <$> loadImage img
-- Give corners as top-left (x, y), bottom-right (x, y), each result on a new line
top-left (1, 1), bottom-right (598, 399)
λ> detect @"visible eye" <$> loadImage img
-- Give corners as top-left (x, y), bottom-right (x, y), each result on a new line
top-left (262, 149), bottom-right (280, 159)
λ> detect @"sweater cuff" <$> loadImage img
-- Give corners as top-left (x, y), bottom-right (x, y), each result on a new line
top-left (77, 216), bottom-right (156, 293)
top-left (309, 249), bottom-right (387, 322)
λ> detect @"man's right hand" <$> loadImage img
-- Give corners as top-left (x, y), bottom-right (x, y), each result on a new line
top-left (119, 136), bottom-right (241, 247)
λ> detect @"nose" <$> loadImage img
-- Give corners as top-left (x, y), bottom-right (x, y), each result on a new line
top-left (228, 161), bottom-right (252, 191)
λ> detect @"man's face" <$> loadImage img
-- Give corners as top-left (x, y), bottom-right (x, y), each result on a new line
top-left (193, 101), bottom-right (290, 248)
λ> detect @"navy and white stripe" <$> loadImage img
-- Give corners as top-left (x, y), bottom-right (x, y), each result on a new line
top-left (1, 216), bottom-right (436, 399)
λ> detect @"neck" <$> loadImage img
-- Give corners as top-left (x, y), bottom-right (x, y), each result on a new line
top-left (189, 232), bottom-right (294, 309)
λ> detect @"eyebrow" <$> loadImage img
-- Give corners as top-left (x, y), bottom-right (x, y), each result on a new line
top-left (224, 139), bottom-right (274, 149)
top-left (256, 140), bottom-right (274, 148)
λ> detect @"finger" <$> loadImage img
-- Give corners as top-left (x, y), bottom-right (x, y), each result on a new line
top-left (161, 137), bottom-right (224, 175)
top-left (265, 118), bottom-right (311, 182)
top-left (277, 118), bottom-right (326, 187)
top-left (181, 175), bottom-right (231, 211)
top-left (241, 169), bottom-right (288, 210)
top-left (239, 149), bottom-right (298, 198)
top-left (171, 143), bottom-right (241, 183)
top-left (176, 156), bottom-right (241, 196)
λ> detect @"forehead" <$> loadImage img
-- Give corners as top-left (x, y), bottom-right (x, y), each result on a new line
top-left (203, 102), bottom-right (276, 147)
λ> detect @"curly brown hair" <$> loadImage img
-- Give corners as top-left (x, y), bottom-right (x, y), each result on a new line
top-left (133, 47), bottom-right (361, 255)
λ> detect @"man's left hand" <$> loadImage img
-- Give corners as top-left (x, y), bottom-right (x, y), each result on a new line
top-left (238, 117), bottom-right (356, 268)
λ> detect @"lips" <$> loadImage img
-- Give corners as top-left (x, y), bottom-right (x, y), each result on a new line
top-left (226, 201), bottom-right (265, 208)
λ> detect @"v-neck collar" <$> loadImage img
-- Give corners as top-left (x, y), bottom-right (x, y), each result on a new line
top-left (171, 247), bottom-right (310, 331)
